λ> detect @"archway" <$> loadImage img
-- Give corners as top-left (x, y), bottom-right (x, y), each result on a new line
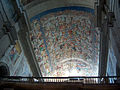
top-left (0, 62), bottom-right (10, 76)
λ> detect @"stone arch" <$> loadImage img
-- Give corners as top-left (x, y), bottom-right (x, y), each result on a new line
top-left (0, 62), bottom-right (10, 76)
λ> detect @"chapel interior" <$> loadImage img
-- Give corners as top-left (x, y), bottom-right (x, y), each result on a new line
top-left (0, 0), bottom-right (120, 89)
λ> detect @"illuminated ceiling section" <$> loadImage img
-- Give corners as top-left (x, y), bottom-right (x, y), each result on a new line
top-left (29, 6), bottom-right (100, 77)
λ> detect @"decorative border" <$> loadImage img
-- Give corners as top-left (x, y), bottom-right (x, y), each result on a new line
top-left (30, 6), bottom-right (94, 22)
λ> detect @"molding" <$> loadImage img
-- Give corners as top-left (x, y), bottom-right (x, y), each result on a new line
top-left (24, 0), bottom-right (95, 19)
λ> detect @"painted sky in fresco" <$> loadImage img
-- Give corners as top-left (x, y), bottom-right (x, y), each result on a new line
top-left (30, 6), bottom-right (100, 77)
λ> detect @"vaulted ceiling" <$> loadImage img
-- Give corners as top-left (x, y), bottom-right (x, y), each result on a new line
top-left (22, 0), bottom-right (99, 77)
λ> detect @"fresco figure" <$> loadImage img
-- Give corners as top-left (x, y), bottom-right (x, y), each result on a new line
top-left (30, 7), bottom-right (100, 77)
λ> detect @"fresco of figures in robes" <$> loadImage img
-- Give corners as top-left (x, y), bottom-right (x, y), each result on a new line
top-left (30, 6), bottom-right (100, 77)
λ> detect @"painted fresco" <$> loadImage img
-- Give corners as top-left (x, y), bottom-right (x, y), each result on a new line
top-left (107, 45), bottom-right (117, 76)
top-left (8, 46), bottom-right (19, 65)
top-left (30, 6), bottom-right (100, 77)
top-left (0, 44), bottom-right (32, 76)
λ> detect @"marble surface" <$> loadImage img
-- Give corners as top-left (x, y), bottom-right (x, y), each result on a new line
top-left (30, 6), bottom-right (100, 77)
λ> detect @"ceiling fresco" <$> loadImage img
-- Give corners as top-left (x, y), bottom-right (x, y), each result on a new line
top-left (29, 6), bottom-right (100, 77)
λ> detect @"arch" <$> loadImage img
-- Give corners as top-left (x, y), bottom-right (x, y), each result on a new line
top-left (0, 62), bottom-right (10, 76)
